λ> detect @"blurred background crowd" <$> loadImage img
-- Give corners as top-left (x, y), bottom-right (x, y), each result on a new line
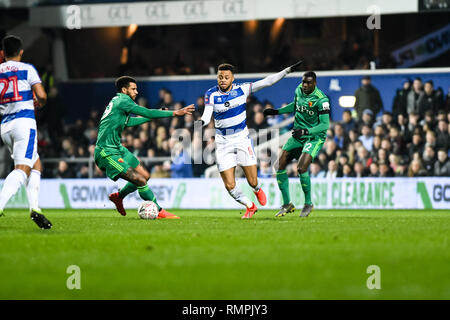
top-left (1, 75), bottom-right (447, 179)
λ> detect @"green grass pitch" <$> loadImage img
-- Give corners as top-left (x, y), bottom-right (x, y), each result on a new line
top-left (1, 208), bottom-right (449, 300)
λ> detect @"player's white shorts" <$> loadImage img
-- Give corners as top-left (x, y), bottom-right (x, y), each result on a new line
top-left (215, 135), bottom-right (257, 172)
top-left (1, 120), bottom-right (39, 167)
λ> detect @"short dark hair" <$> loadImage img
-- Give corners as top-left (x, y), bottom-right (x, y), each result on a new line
top-left (115, 76), bottom-right (136, 93)
top-left (303, 71), bottom-right (316, 81)
top-left (217, 63), bottom-right (235, 73)
top-left (2, 35), bottom-right (22, 58)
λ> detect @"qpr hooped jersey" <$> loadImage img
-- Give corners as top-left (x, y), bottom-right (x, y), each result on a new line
top-left (204, 83), bottom-right (252, 140)
top-left (0, 61), bottom-right (41, 132)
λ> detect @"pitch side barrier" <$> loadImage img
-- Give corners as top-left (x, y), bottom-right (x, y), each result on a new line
top-left (1, 177), bottom-right (449, 210)
top-left (61, 67), bottom-right (450, 122)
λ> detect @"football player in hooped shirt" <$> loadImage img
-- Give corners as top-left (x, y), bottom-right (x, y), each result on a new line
top-left (264, 71), bottom-right (330, 218)
top-left (0, 35), bottom-right (49, 229)
top-left (198, 62), bottom-right (302, 219)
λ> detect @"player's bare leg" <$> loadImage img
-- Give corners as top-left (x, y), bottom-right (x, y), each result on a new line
top-left (298, 153), bottom-right (313, 217)
top-left (15, 162), bottom-right (53, 229)
top-left (242, 164), bottom-right (266, 206)
top-left (113, 167), bottom-right (179, 219)
top-left (220, 167), bottom-right (256, 219)
top-left (274, 150), bottom-right (296, 217)
top-left (109, 164), bottom-right (150, 216)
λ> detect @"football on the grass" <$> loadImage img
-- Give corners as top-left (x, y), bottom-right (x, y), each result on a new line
top-left (138, 201), bottom-right (159, 220)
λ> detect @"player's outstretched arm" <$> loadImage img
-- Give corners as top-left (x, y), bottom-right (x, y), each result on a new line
top-left (251, 60), bottom-right (303, 93)
top-left (263, 101), bottom-right (295, 116)
top-left (173, 104), bottom-right (195, 117)
top-left (129, 104), bottom-right (194, 120)
top-left (195, 104), bottom-right (213, 127)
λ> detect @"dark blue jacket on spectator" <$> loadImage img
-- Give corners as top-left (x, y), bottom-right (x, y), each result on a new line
top-left (171, 151), bottom-right (193, 178)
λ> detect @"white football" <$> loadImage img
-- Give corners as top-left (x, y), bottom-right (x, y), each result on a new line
top-left (138, 201), bottom-right (159, 220)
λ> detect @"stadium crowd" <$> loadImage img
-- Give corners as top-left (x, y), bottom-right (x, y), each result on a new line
top-left (1, 78), bottom-right (448, 179)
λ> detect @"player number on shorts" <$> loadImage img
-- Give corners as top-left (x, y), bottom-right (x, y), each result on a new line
top-left (0, 76), bottom-right (23, 104)
top-left (304, 143), bottom-right (312, 152)
top-left (101, 101), bottom-right (113, 120)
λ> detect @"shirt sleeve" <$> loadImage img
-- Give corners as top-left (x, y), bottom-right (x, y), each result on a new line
top-left (28, 64), bottom-right (41, 86)
top-left (201, 90), bottom-right (214, 126)
top-left (317, 97), bottom-right (331, 115)
top-left (250, 67), bottom-right (289, 93)
top-left (308, 98), bottom-right (331, 135)
top-left (128, 102), bottom-right (174, 118)
top-left (277, 101), bottom-right (295, 114)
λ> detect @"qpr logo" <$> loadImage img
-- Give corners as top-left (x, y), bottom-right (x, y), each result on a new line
top-left (145, 3), bottom-right (169, 19)
top-left (222, 0), bottom-right (247, 15)
top-left (229, 90), bottom-right (238, 97)
top-left (183, 1), bottom-right (207, 17)
top-left (108, 5), bottom-right (131, 21)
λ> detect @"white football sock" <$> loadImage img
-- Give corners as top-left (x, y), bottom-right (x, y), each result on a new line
top-left (0, 169), bottom-right (28, 211)
top-left (228, 187), bottom-right (253, 208)
top-left (26, 169), bottom-right (41, 211)
top-left (252, 181), bottom-right (261, 193)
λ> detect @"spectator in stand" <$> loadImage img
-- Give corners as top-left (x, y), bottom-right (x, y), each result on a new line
top-left (392, 79), bottom-right (411, 118)
top-left (406, 78), bottom-right (425, 116)
top-left (324, 140), bottom-right (338, 163)
top-left (407, 112), bottom-right (421, 137)
top-left (420, 110), bottom-right (436, 133)
top-left (357, 109), bottom-right (375, 131)
top-left (348, 129), bottom-right (359, 145)
top-left (388, 126), bottom-right (404, 155)
top-left (325, 160), bottom-right (338, 179)
top-left (170, 139), bottom-right (193, 178)
top-left (375, 148), bottom-right (389, 164)
top-left (258, 160), bottom-right (272, 178)
top-left (379, 161), bottom-right (394, 177)
top-left (155, 88), bottom-right (169, 109)
top-left (397, 113), bottom-right (410, 143)
top-left (333, 123), bottom-right (348, 150)
top-left (356, 146), bottom-right (371, 168)
top-left (354, 76), bottom-right (384, 119)
top-left (381, 111), bottom-right (394, 131)
top-left (353, 161), bottom-right (367, 177)
top-left (341, 164), bottom-right (353, 177)
top-left (252, 112), bottom-right (268, 130)
top-left (368, 162), bottom-right (379, 177)
top-left (445, 87), bottom-right (450, 113)
top-left (359, 124), bottom-right (374, 152)
top-left (54, 160), bottom-right (74, 178)
top-left (435, 120), bottom-right (449, 150)
top-left (310, 161), bottom-right (325, 178)
top-left (434, 149), bottom-right (450, 176)
top-left (341, 110), bottom-right (357, 133)
top-left (371, 135), bottom-right (382, 158)
top-left (395, 159), bottom-right (409, 177)
top-left (425, 130), bottom-right (437, 149)
top-left (422, 145), bottom-right (436, 176)
top-left (408, 159), bottom-right (427, 177)
top-left (419, 81), bottom-right (443, 116)
top-left (151, 163), bottom-right (171, 178)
